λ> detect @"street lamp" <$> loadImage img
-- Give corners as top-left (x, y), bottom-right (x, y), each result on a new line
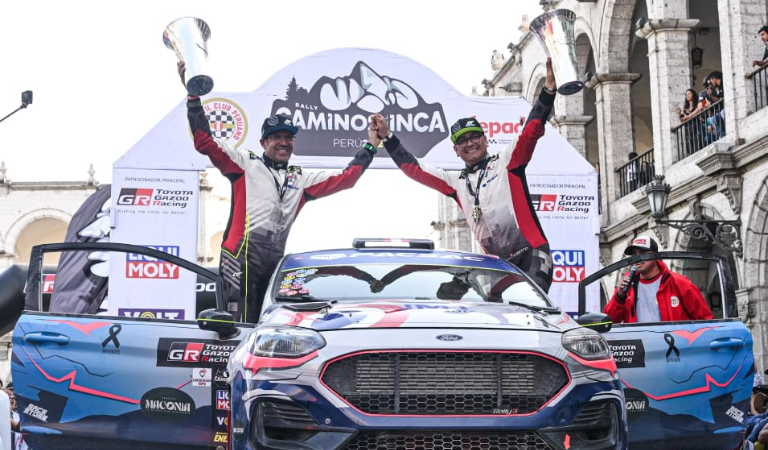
top-left (645, 175), bottom-right (742, 257)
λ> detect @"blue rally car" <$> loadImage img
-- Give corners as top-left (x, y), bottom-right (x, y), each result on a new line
top-left (8, 239), bottom-right (752, 449)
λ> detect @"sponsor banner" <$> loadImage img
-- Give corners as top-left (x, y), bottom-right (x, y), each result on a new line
top-left (109, 169), bottom-right (198, 318)
top-left (529, 174), bottom-right (600, 314)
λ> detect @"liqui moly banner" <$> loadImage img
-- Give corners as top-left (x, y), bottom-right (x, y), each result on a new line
top-left (109, 169), bottom-right (199, 318)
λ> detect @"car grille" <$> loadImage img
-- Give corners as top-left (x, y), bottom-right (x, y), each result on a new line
top-left (321, 351), bottom-right (568, 415)
top-left (344, 430), bottom-right (554, 450)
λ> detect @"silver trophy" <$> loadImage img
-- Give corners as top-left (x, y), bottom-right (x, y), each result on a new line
top-left (163, 17), bottom-right (214, 96)
top-left (529, 9), bottom-right (584, 96)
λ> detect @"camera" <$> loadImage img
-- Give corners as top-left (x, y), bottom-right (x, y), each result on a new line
top-left (21, 90), bottom-right (33, 106)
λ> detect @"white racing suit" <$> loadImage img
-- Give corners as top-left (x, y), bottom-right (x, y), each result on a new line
top-left (382, 89), bottom-right (555, 292)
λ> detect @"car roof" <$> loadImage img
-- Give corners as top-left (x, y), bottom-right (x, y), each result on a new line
top-left (281, 246), bottom-right (517, 272)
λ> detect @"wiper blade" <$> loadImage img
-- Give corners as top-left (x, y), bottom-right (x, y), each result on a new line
top-left (274, 294), bottom-right (330, 303)
top-left (507, 301), bottom-right (560, 314)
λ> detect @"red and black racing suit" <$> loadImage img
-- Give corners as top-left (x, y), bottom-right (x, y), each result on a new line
top-left (382, 89), bottom-right (555, 292)
top-left (187, 96), bottom-right (375, 322)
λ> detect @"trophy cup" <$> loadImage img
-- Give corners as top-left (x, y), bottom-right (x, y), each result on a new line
top-left (529, 9), bottom-right (584, 96)
top-left (163, 17), bottom-right (214, 96)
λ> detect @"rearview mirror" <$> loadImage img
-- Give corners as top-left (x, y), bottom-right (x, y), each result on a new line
top-left (576, 312), bottom-right (612, 333)
top-left (197, 308), bottom-right (239, 339)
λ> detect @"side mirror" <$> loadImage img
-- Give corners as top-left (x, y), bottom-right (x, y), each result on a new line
top-left (197, 308), bottom-right (239, 339)
top-left (575, 312), bottom-right (613, 334)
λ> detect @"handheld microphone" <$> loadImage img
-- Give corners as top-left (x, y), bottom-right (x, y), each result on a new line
top-left (619, 265), bottom-right (638, 296)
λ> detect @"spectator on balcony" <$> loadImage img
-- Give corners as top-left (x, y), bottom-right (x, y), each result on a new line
top-left (638, 160), bottom-right (654, 188)
top-left (626, 152), bottom-right (639, 192)
top-left (752, 25), bottom-right (768, 68)
top-left (676, 89), bottom-right (703, 155)
top-left (676, 89), bottom-right (700, 121)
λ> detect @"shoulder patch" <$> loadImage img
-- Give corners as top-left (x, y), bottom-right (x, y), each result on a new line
top-left (248, 151), bottom-right (258, 160)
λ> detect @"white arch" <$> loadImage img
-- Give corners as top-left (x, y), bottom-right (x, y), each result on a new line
top-left (525, 62), bottom-right (547, 105)
top-left (3, 208), bottom-right (72, 256)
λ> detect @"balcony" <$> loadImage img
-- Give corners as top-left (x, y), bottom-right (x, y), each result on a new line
top-left (616, 148), bottom-right (654, 198)
top-left (747, 65), bottom-right (768, 112)
top-left (672, 100), bottom-right (726, 161)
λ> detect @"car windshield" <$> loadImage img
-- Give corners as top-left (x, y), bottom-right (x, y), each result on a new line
top-left (272, 263), bottom-right (552, 307)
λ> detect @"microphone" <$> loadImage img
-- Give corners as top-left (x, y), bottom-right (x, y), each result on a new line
top-left (619, 265), bottom-right (638, 297)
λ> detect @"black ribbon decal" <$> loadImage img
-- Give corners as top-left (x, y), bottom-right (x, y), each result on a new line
top-left (664, 333), bottom-right (680, 359)
top-left (102, 324), bottom-right (122, 349)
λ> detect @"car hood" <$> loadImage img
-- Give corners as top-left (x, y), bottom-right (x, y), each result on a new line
top-left (262, 300), bottom-right (578, 332)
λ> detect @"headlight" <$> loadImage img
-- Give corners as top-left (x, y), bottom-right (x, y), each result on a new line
top-left (247, 326), bottom-right (326, 358)
top-left (562, 328), bottom-right (611, 360)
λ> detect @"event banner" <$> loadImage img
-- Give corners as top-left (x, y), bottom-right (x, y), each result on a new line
top-left (109, 169), bottom-right (199, 319)
top-left (118, 48), bottom-right (596, 177)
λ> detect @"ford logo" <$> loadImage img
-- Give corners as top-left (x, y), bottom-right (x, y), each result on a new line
top-left (436, 334), bottom-right (463, 342)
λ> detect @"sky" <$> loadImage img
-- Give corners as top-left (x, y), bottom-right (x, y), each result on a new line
top-left (0, 0), bottom-right (545, 253)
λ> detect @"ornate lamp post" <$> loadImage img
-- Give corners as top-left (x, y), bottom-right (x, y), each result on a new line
top-left (645, 175), bottom-right (742, 257)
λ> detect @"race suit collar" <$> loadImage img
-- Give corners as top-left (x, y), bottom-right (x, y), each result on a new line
top-left (262, 154), bottom-right (288, 170)
top-left (464, 155), bottom-right (491, 174)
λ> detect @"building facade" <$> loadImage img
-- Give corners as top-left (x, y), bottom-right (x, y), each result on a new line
top-left (464, 0), bottom-right (768, 372)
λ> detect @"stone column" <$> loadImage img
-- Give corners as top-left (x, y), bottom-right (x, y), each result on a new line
top-left (636, 19), bottom-right (699, 170)
top-left (586, 73), bottom-right (641, 224)
top-left (717, 0), bottom-right (768, 141)
top-left (549, 115), bottom-right (594, 160)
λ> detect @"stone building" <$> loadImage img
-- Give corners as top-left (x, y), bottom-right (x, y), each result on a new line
top-left (445, 0), bottom-right (768, 371)
top-left (0, 164), bottom-right (230, 270)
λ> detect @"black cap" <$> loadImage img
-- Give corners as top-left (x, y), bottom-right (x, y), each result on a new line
top-left (261, 114), bottom-right (299, 139)
top-left (624, 235), bottom-right (659, 255)
top-left (450, 117), bottom-right (484, 143)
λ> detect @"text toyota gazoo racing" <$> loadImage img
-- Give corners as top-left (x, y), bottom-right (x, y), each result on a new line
top-left (226, 238), bottom-right (627, 450)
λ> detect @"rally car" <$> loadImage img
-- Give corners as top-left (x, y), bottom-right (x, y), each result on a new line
top-left (9, 239), bottom-right (749, 450)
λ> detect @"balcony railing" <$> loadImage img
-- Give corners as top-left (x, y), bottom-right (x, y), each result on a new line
top-left (747, 65), bottom-right (768, 111)
top-left (672, 100), bottom-right (726, 160)
top-left (616, 148), bottom-right (654, 198)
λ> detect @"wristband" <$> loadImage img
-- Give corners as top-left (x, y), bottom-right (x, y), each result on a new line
top-left (381, 131), bottom-right (393, 143)
top-left (363, 142), bottom-right (378, 154)
top-left (542, 86), bottom-right (556, 95)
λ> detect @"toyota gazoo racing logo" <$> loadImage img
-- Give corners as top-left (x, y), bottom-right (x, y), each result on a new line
top-left (270, 61), bottom-right (447, 158)
top-left (552, 250), bottom-right (585, 283)
top-left (199, 98), bottom-right (248, 148)
top-left (117, 188), bottom-right (192, 209)
top-left (158, 338), bottom-right (239, 366)
top-left (126, 245), bottom-right (180, 279)
top-left (531, 194), bottom-right (594, 214)
top-left (532, 194), bottom-right (557, 211)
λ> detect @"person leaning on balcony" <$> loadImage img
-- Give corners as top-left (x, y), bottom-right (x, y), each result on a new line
top-left (675, 89), bottom-right (700, 121)
top-left (604, 236), bottom-right (713, 324)
top-left (752, 25), bottom-right (768, 68)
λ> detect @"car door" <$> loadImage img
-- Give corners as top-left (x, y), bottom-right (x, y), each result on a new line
top-left (579, 252), bottom-right (754, 450)
top-left (11, 243), bottom-right (247, 450)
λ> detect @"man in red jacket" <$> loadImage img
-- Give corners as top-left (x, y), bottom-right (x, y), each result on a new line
top-left (604, 236), bottom-right (713, 323)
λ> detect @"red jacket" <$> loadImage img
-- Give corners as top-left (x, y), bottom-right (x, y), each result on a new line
top-left (605, 260), bottom-right (713, 323)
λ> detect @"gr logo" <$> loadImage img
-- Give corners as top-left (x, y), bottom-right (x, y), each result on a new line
top-left (117, 188), bottom-right (153, 206)
top-left (531, 194), bottom-right (557, 212)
